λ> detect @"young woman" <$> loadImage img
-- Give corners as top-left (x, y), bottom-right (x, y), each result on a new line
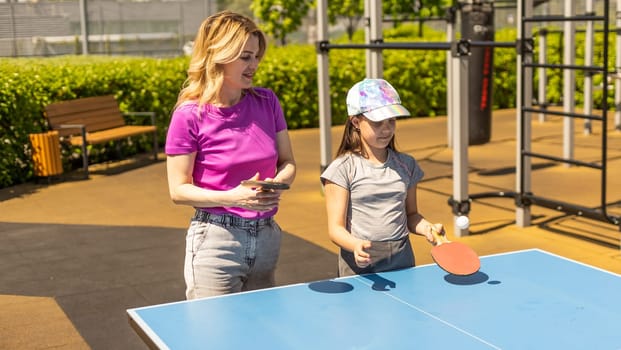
top-left (321, 78), bottom-right (444, 277)
top-left (166, 11), bottom-right (296, 298)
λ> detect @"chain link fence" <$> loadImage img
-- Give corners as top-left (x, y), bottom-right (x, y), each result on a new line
top-left (0, 0), bottom-right (216, 57)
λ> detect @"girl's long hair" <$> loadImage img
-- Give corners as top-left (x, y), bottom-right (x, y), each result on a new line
top-left (335, 115), bottom-right (397, 159)
top-left (175, 11), bottom-right (266, 110)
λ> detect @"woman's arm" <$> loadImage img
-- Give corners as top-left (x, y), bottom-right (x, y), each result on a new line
top-left (166, 152), bottom-right (279, 212)
top-left (272, 130), bottom-right (296, 185)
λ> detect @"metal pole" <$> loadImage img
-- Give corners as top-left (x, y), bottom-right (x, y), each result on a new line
top-left (562, 0), bottom-right (575, 165)
top-left (79, 0), bottom-right (89, 55)
top-left (9, 0), bottom-right (18, 57)
top-left (365, 0), bottom-right (372, 78)
top-left (584, 0), bottom-right (594, 135)
top-left (179, 3), bottom-right (185, 56)
top-left (369, 0), bottom-right (383, 78)
top-left (316, 0), bottom-right (332, 174)
top-left (446, 5), bottom-right (456, 148)
top-left (538, 3), bottom-right (548, 123)
top-left (538, 29), bottom-right (547, 123)
top-left (98, 6), bottom-right (104, 54)
top-left (516, 0), bottom-right (533, 227)
top-left (604, 0), bottom-right (621, 131)
top-left (452, 41), bottom-right (470, 237)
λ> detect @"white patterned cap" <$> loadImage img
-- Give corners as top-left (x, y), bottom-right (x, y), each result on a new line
top-left (346, 79), bottom-right (410, 121)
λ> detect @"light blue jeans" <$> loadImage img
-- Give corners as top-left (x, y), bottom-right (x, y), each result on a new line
top-left (184, 210), bottom-right (282, 299)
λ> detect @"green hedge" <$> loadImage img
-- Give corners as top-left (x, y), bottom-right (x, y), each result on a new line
top-left (1, 26), bottom-right (614, 188)
top-left (0, 56), bottom-right (188, 187)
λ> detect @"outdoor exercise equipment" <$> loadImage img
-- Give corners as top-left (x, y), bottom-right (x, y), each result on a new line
top-left (315, 0), bottom-right (621, 239)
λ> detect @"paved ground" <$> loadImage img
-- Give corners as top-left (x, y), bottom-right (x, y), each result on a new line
top-left (1, 109), bottom-right (620, 350)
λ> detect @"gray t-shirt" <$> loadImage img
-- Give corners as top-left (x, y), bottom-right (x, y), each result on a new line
top-left (320, 149), bottom-right (424, 242)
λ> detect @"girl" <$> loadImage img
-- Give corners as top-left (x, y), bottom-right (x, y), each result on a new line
top-left (320, 78), bottom-right (443, 277)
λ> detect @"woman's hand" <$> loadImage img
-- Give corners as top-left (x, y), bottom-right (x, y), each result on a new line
top-left (232, 174), bottom-right (281, 211)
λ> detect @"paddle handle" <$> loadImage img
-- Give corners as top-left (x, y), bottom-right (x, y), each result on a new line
top-left (430, 227), bottom-right (449, 246)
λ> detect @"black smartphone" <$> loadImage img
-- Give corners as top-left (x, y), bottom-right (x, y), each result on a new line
top-left (241, 180), bottom-right (290, 190)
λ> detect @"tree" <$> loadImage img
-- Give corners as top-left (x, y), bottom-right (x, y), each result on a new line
top-left (327, 0), bottom-right (453, 42)
top-left (383, 0), bottom-right (453, 36)
top-left (327, 0), bottom-right (365, 42)
top-left (384, 0), bottom-right (452, 20)
top-left (216, 0), bottom-right (254, 17)
top-left (251, 0), bottom-right (313, 46)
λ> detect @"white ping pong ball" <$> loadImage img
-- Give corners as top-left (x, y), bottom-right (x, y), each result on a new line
top-left (456, 215), bottom-right (470, 229)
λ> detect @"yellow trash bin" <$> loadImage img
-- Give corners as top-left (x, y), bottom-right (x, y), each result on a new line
top-left (29, 131), bottom-right (63, 177)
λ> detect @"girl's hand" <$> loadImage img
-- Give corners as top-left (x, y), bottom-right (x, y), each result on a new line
top-left (353, 239), bottom-right (372, 268)
top-left (425, 223), bottom-right (445, 245)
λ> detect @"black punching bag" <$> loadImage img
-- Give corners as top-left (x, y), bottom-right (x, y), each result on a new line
top-left (461, 1), bottom-right (494, 145)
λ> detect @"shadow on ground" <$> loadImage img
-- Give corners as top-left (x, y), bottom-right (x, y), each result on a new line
top-left (0, 156), bottom-right (161, 202)
top-left (0, 222), bottom-right (336, 350)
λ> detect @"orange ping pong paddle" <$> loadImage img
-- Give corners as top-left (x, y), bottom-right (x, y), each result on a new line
top-left (430, 228), bottom-right (480, 275)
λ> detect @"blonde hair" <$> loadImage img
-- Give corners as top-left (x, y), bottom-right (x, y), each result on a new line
top-left (175, 11), bottom-right (267, 109)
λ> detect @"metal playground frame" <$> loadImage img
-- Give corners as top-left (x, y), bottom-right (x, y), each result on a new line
top-left (314, 0), bottom-right (621, 238)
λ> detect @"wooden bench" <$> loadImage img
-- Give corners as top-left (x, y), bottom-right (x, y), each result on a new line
top-left (43, 95), bottom-right (158, 177)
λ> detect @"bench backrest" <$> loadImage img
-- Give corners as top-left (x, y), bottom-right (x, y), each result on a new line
top-left (44, 95), bottom-right (125, 136)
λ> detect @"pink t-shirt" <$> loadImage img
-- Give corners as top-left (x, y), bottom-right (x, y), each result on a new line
top-left (165, 87), bottom-right (287, 219)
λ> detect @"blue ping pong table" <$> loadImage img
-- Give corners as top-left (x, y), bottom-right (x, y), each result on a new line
top-left (127, 249), bottom-right (621, 350)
